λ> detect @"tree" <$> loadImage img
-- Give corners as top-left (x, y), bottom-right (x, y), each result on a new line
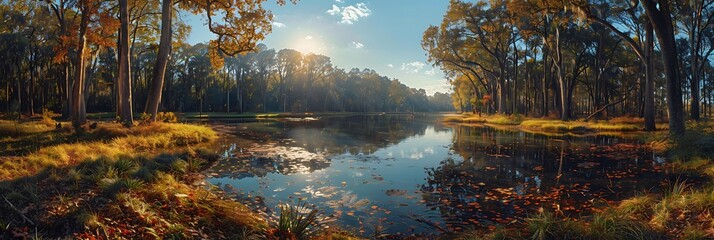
top-left (642, 0), bottom-right (685, 136)
top-left (144, 0), bottom-right (171, 121)
top-left (275, 49), bottom-right (301, 112)
top-left (302, 53), bottom-right (332, 111)
top-left (70, 0), bottom-right (90, 128)
top-left (144, 0), bottom-right (294, 121)
top-left (578, 1), bottom-right (659, 130)
top-left (117, 0), bottom-right (133, 126)
top-left (676, 0), bottom-right (714, 121)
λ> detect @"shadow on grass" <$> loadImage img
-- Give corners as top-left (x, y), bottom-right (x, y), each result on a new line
top-left (0, 149), bottom-right (267, 239)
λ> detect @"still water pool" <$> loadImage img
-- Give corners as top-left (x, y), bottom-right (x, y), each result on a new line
top-left (205, 115), bottom-right (665, 236)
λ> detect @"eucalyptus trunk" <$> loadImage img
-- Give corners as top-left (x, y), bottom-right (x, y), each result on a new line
top-left (71, 2), bottom-right (89, 128)
top-left (642, 0), bottom-right (685, 136)
top-left (118, 0), bottom-right (134, 126)
top-left (644, 21), bottom-right (656, 131)
top-left (145, 0), bottom-right (172, 121)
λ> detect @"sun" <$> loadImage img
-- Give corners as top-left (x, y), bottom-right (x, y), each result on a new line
top-left (293, 35), bottom-right (327, 55)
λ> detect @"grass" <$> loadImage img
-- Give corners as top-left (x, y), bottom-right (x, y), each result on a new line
top-left (443, 114), bottom-right (645, 133)
top-left (0, 149), bottom-right (268, 238)
top-left (0, 122), bottom-right (217, 180)
top-left (443, 114), bottom-right (520, 125)
top-left (507, 210), bottom-right (662, 240)
top-left (0, 120), bottom-right (54, 137)
top-left (0, 120), bottom-right (272, 239)
top-left (617, 194), bottom-right (657, 218)
top-left (526, 211), bottom-right (585, 240)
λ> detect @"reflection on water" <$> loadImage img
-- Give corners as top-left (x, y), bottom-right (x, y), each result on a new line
top-left (205, 115), bottom-right (665, 236)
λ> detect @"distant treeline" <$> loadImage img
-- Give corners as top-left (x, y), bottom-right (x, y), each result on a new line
top-left (0, 39), bottom-right (453, 114)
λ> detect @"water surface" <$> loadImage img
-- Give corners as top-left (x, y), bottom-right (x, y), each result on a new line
top-left (205, 115), bottom-right (665, 236)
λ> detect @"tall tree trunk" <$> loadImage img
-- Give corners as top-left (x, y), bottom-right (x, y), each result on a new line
top-left (551, 26), bottom-right (569, 121)
top-left (14, 61), bottom-right (22, 117)
top-left (642, 0), bottom-right (685, 136)
top-left (497, 70), bottom-right (505, 114)
top-left (513, 40), bottom-right (519, 114)
top-left (115, 37), bottom-right (122, 117)
top-left (644, 20), bottom-right (656, 131)
top-left (145, 0), bottom-right (172, 120)
top-left (28, 42), bottom-right (35, 116)
top-left (118, 0), bottom-right (134, 126)
top-left (542, 37), bottom-right (549, 115)
top-left (71, 2), bottom-right (89, 128)
top-left (225, 67), bottom-right (230, 112)
top-left (689, 27), bottom-right (700, 121)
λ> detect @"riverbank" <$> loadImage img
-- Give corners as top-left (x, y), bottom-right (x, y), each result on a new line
top-left (442, 113), bottom-right (670, 134)
top-left (0, 120), bottom-right (356, 239)
top-left (80, 111), bottom-right (430, 121)
top-left (442, 116), bottom-right (714, 239)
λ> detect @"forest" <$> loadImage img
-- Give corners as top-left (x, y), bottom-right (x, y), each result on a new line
top-left (424, 0), bottom-right (713, 136)
top-left (0, 0), bottom-right (453, 127)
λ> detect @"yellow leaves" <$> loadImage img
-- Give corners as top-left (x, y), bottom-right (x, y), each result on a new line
top-left (97, 11), bottom-right (119, 36)
top-left (178, 0), bottom-right (273, 58)
top-left (208, 40), bottom-right (225, 69)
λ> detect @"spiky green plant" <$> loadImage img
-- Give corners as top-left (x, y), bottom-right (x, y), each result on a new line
top-left (277, 200), bottom-right (321, 239)
top-left (122, 178), bottom-right (145, 191)
top-left (186, 157), bottom-right (206, 172)
top-left (526, 211), bottom-right (584, 240)
top-left (526, 211), bottom-right (558, 240)
top-left (665, 177), bottom-right (691, 198)
top-left (113, 158), bottom-right (138, 177)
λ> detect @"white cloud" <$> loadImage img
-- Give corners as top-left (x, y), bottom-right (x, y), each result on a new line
top-left (335, 0), bottom-right (344, 2)
top-left (272, 22), bottom-right (286, 28)
top-left (387, 64), bottom-right (394, 68)
top-left (425, 68), bottom-right (436, 76)
top-left (401, 61), bottom-right (426, 74)
top-left (350, 41), bottom-right (364, 49)
top-left (326, 5), bottom-right (341, 15)
top-left (326, 3), bottom-right (371, 24)
top-left (305, 35), bottom-right (313, 40)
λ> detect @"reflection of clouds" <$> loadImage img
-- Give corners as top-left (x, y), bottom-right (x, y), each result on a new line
top-left (302, 185), bottom-right (339, 198)
top-left (354, 172), bottom-right (363, 177)
top-left (424, 146), bottom-right (434, 154)
top-left (326, 191), bottom-right (357, 208)
top-left (410, 152), bottom-right (423, 160)
top-left (206, 144), bottom-right (331, 179)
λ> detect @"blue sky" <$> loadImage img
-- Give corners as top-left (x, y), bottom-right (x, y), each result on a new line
top-left (184, 0), bottom-right (450, 95)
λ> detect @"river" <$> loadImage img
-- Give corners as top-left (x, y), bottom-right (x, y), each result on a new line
top-left (203, 114), bottom-right (666, 237)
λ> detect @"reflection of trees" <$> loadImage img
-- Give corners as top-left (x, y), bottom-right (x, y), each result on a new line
top-left (290, 115), bottom-right (431, 155)
top-left (208, 115), bottom-right (433, 179)
top-left (421, 125), bottom-right (665, 230)
top-left (256, 115), bottom-right (432, 155)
